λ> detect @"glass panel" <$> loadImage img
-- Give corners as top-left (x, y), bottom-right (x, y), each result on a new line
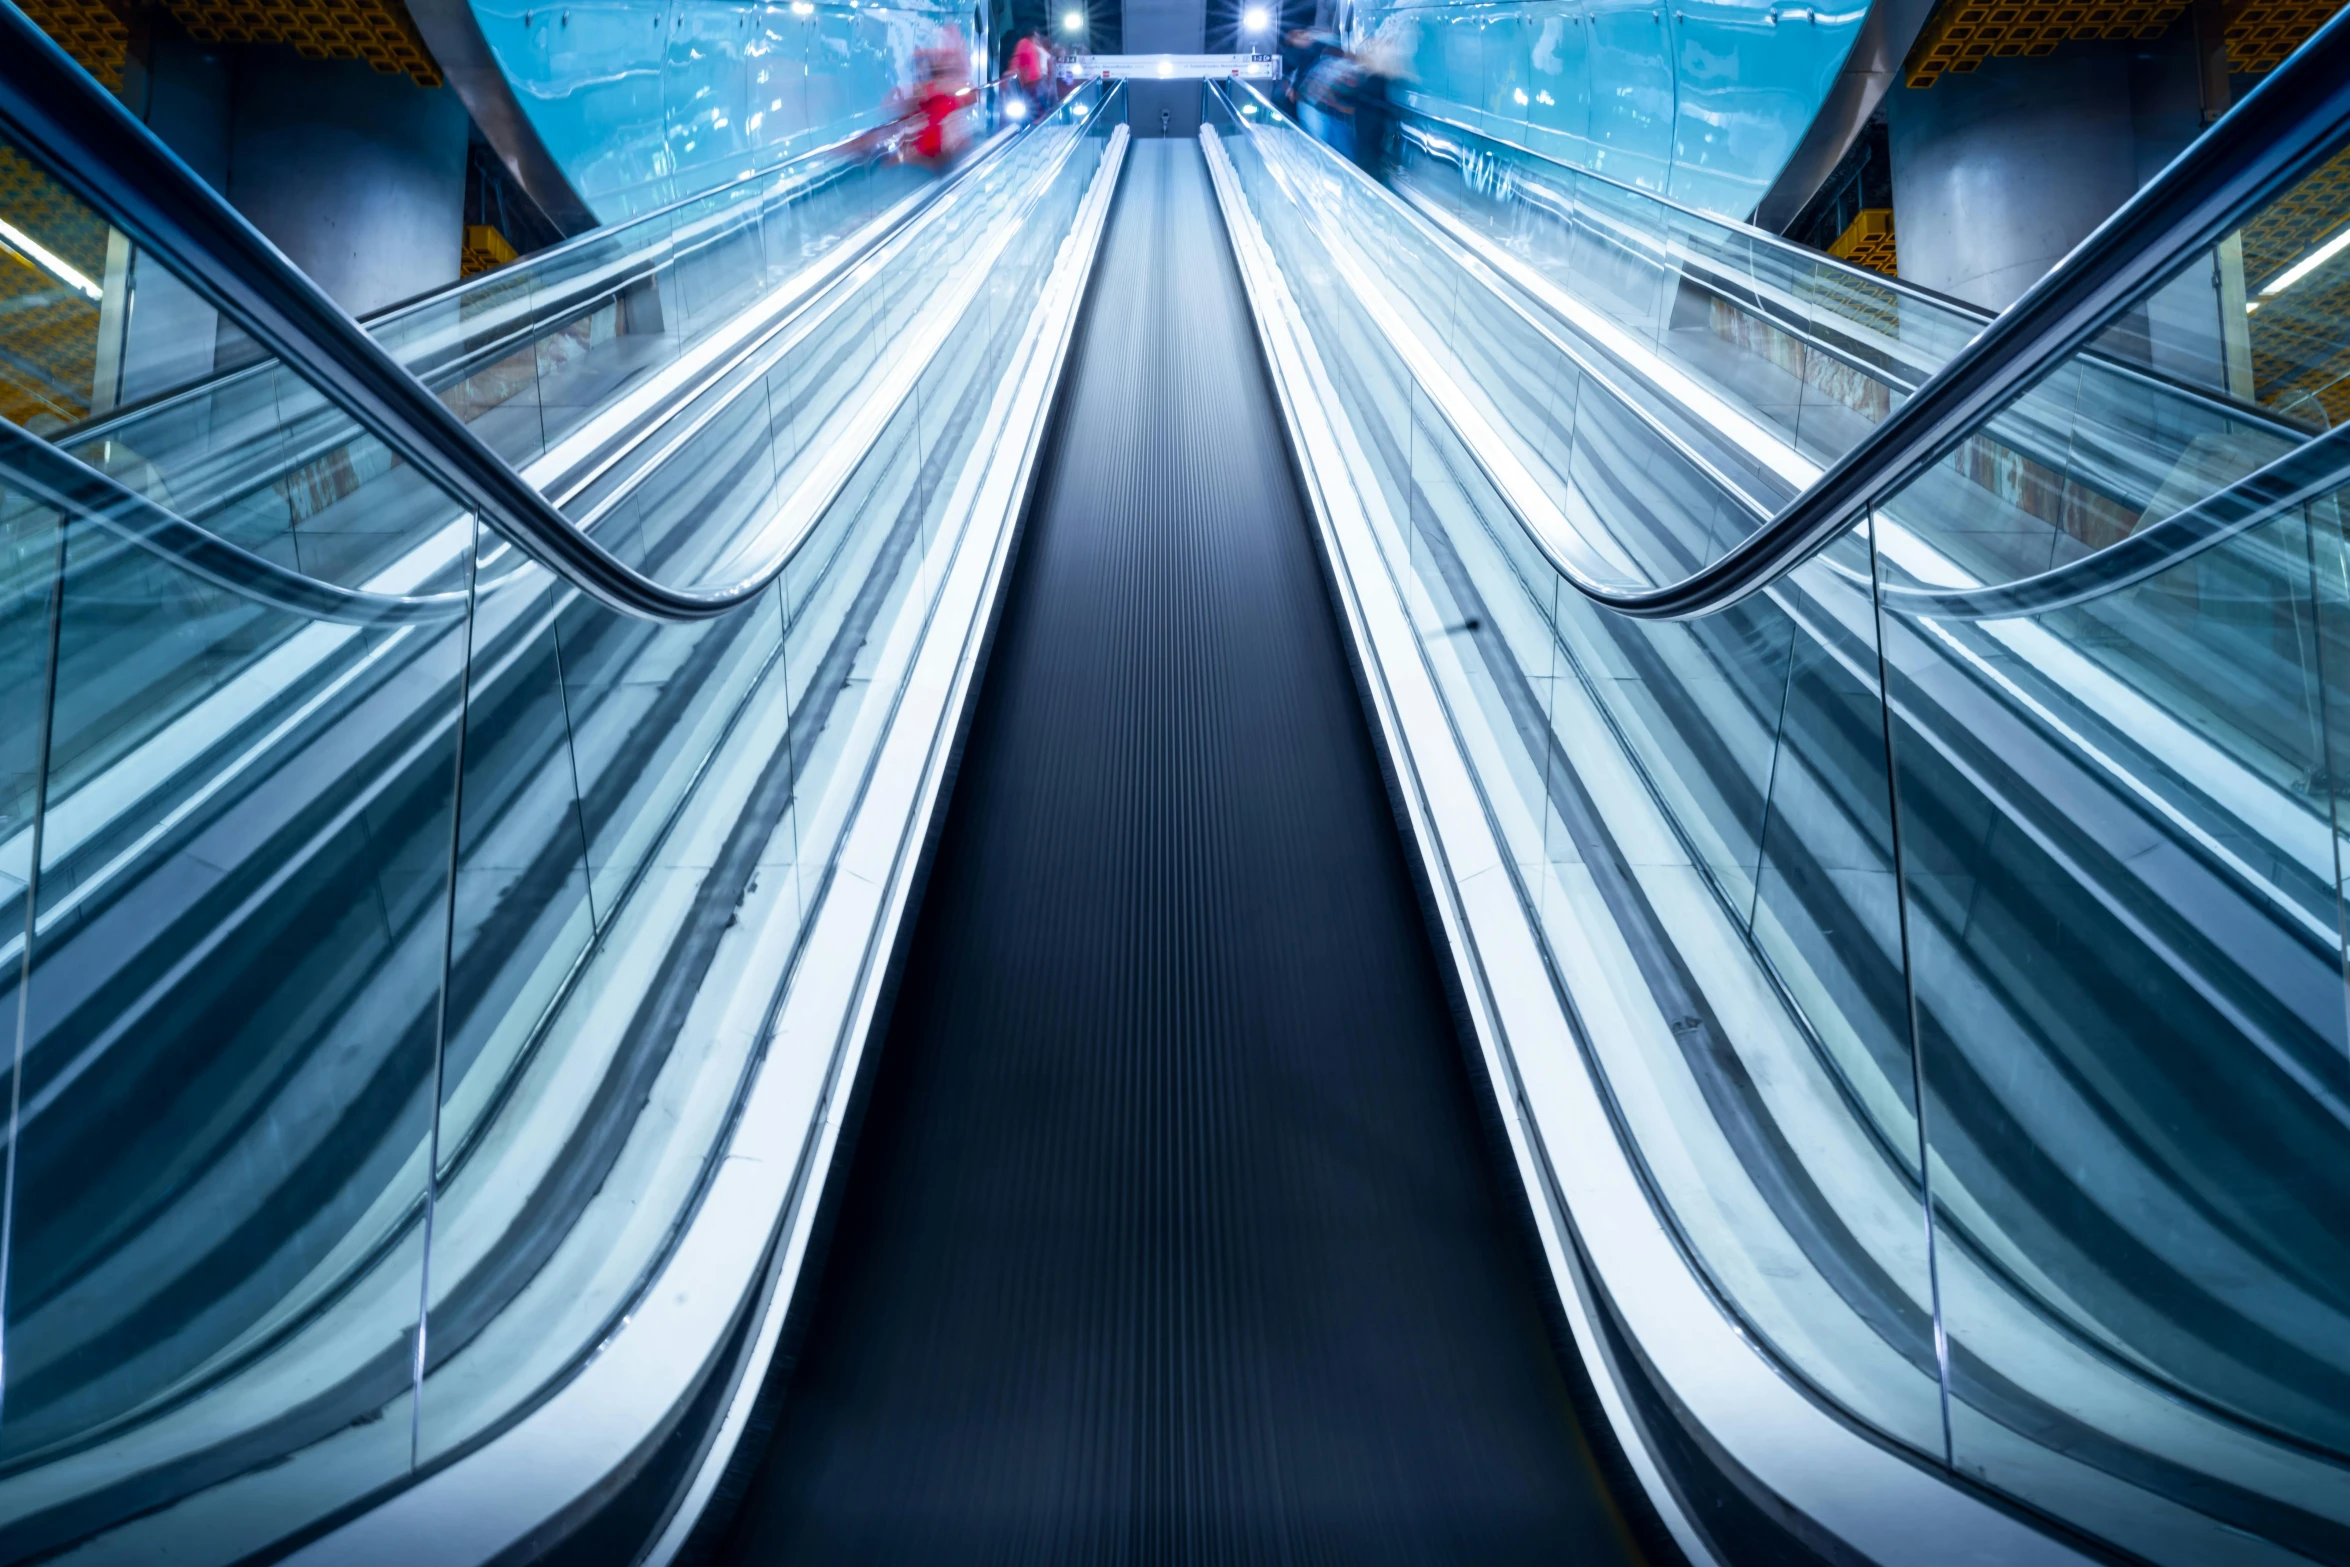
top-left (1874, 134), bottom-right (2350, 1565)
top-left (1381, 95), bottom-right (1983, 490)
top-left (0, 469), bottom-right (60, 939)
top-left (0, 72), bottom-right (1111, 1552)
top-left (0, 476), bottom-right (469, 1556)
top-left (1216, 93), bottom-right (1947, 1464)
top-left (2, 146), bottom-right (212, 429)
top-left (410, 82), bottom-right (1116, 1467)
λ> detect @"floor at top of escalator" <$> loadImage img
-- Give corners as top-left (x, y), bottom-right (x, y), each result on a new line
top-left (706, 137), bottom-right (1653, 1566)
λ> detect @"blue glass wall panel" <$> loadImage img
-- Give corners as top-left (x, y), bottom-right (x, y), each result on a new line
top-left (1366, 0), bottom-right (1868, 219)
top-left (471, 0), bottom-right (976, 223)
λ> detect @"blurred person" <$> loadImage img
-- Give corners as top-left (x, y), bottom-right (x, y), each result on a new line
top-left (1298, 47), bottom-right (1358, 162)
top-left (1281, 26), bottom-right (1338, 115)
top-left (1347, 32), bottom-right (1403, 181)
top-left (1011, 29), bottom-right (1055, 118)
top-left (894, 25), bottom-right (975, 168)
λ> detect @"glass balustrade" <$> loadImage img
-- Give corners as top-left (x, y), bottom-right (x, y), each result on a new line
top-left (0, 78), bottom-right (1118, 1562)
top-left (1212, 74), bottom-right (2350, 1567)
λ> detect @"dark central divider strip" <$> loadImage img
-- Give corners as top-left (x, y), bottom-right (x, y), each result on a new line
top-left (707, 137), bottom-right (1649, 1565)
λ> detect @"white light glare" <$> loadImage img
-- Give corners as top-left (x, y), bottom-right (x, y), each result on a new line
top-left (2260, 223), bottom-right (2350, 298)
top-left (1512, 87), bottom-right (1527, 104)
top-left (1006, 97), bottom-right (1028, 118)
top-left (1071, 101), bottom-right (1089, 116)
top-left (791, 1), bottom-right (812, 12)
top-left (1242, 5), bottom-right (1269, 28)
top-left (1157, 55), bottom-right (1173, 75)
top-left (1061, 7), bottom-right (1082, 27)
top-left (0, 219), bottom-right (101, 301)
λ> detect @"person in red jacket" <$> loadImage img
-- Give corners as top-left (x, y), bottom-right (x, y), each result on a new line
top-left (1011, 30), bottom-right (1054, 119)
top-left (895, 26), bottom-right (974, 168)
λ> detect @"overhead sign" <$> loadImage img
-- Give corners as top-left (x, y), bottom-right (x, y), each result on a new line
top-left (1069, 53), bottom-right (1281, 79)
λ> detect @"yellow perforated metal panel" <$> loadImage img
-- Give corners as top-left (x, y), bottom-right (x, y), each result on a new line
top-left (460, 223), bottom-right (519, 277)
top-left (1828, 207), bottom-right (1898, 275)
top-left (15, 0), bottom-right (131, 87)
top-left (0, 146), bottom-right (108, 428)
top-left (2226, 0), bottom-right (2347, 72)
top-left (159, 0), bottom-right (444, 86)
top-left (1903, 0), bottom-right (2188, 88)
top-left (2242, 144), bottom-right (2350, 424)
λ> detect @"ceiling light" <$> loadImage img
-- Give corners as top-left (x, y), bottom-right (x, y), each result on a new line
top-left (0, 220), bottom-right (102, 302)
top-left (2260, 223), bottom-right (2350, 298)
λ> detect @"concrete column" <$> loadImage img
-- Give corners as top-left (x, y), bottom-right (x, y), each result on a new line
top-left (1886, 28), bottom-right (2244, 398)
top-left (106, 31), bottom-right (232, 408)
top-left (94, 29), bottom-right (470, 412)
top-left (226, 50), bottom-right (469, 319)
top-left (1886, 47), bottom-right (2140, 312)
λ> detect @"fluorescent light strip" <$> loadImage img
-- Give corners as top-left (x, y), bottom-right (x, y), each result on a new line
top-left (2258, 222), bottom-right (2350, 297)
top-left (0, 217), bottom-right (103, 301)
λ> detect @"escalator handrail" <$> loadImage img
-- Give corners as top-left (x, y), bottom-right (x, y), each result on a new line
top-left (1662, 6), bottom-right (2350, 624)
top-left (56, 108), bottom-right (889, 454)
top-left (0, 418), bottom-right (474, 623)
top-left (1296, 10), bottom-right (2350, 620)
top-left (1874, 418), bottom-right (2350, 620)
top-left (1386, 105), bottom-right (2341, 623)
top-left (0, 2), bottom-right (1035, 623)
top-left (1399, 111), bottom-right (2318, 463)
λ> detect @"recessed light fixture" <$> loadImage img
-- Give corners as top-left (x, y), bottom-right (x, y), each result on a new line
top-left (2260, 224), bottom-right (2350, 299)
top-left (0, 219), bottom-right (101, 301)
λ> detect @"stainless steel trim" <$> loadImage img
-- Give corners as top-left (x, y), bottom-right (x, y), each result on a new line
top-left (279, 113), bottom-right (1131, 1567)
top-left (404, 0), bottom-right (600, 236)
top-left (1748, 0), bottom-right (1935, 234)
top-left (1200, 102), bottom-right (2095, 1567)
top-left (633, 119), bottom-right (1134, 1567)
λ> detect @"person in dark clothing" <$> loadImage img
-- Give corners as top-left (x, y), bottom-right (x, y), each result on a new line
top-left (1345, 41), bottom-right (1396, 180)
top-left (1281, 26), bottom-right (1338, 115)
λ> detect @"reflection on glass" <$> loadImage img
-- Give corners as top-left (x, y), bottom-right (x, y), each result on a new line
top-left (0, 75), bottom-right (1120, 1560)
top-left (1864, 138), bottom-right (2350, 1563)
top-left (1216, 95), bottom-right (1948, 1467)
top-left (1223, 70), bottom-right (2350, 1567)
top-left (0, 479), bottom-right (471, 1557)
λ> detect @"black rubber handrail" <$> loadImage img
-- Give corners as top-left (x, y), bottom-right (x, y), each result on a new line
top-left (1588, 7), bottom-right (2350, 619)
top-left (0, 420), bottom-right (473, 624)
top-left (0, 2), bottom-right (1049, 622)
top-left (1392, 104), bottom-right (2340, 620)
top-left (60, 102), bottom-right (897, 454)
top-left (1282, 11), bottom-right (2350, 620)
top-left (1875, 420), bottom-right (2350, 621)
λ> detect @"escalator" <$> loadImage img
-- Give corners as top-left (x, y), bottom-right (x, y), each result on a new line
top-left (706, 137), bottom-right (1649, 1563)
top-left (1200, 39), bottom-right (2350, 1567)
top-left (0, 4), bottom-right (2348, 1563)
